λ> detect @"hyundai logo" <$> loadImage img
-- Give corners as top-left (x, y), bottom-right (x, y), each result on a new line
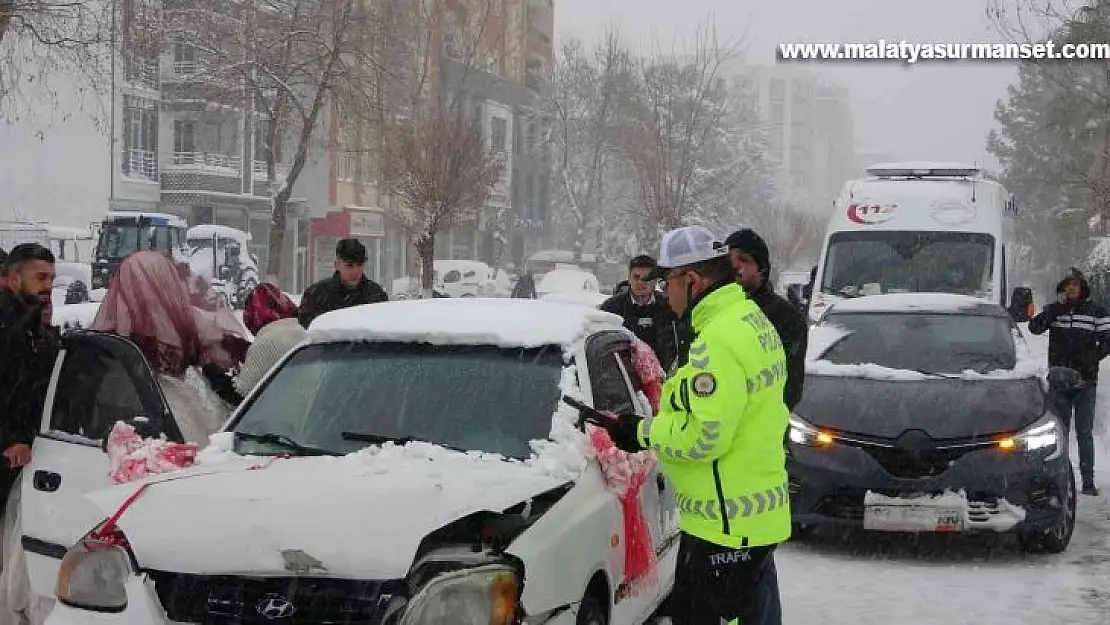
top-left (256, 594), bottom-right (296, 620)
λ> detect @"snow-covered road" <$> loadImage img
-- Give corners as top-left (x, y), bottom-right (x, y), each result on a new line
top-left (657, 325), bottom-right (1110, 623)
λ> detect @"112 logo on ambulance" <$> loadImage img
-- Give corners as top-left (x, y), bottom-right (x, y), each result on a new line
top-left (846, 203), bottom-right (896, 224)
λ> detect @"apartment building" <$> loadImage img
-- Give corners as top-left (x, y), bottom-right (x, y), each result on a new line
top-left (108, 0), bottom-right (340, 293)
top-left (746, 65), bottom-right (858, 212)
top-left (309, 0), bottom-right (556, 288)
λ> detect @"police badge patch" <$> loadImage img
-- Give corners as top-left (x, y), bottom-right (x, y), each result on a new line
top-left (692, 372), bottom-right (716, 396)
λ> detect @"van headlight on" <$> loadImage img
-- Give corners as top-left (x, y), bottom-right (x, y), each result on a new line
top-left (400, 565), bottom-right (519, 625)
top-left (996, 414), bottom-right (1064, 460)
top-left (788, 414), bottom-right (835, 447)
top-left (55, 521), bottom-right (133, 612)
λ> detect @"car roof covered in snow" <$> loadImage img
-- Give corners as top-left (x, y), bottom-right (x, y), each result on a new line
top-left (308, 298), bottom-right (625, 348)
top-left (825, 293), bottom-right (1008, 317)
top-left (188, 224), bottom-right (252, 242)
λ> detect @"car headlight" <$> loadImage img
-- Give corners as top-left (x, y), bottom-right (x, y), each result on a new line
top-left (400, 564), bottom-right (518, 625)
top-left (788, 414), bottom-right (835, 447)
top-left (55, 521), bottom-right (133, 612)
top-left (996, 414), bottom-right (1063, 460)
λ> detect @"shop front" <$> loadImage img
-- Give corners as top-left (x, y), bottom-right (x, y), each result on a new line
top-left (308, 206), bottom-right (394, 286)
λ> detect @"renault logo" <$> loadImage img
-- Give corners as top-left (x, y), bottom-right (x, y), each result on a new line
top-left (256, 594), bottom-right (296, 619)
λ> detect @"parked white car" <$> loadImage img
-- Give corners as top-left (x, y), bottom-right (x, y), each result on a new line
top-left (536, 266), bottom-right (601, 299)
top-left (35, 299), bottom-right (678, 625)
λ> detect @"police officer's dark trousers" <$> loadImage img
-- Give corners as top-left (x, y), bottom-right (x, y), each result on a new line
top-left (669, 533), bottom-right (781, 625)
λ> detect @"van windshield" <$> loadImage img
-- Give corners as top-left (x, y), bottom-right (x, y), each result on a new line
top-left (821, 231), bottom-right (994, 298)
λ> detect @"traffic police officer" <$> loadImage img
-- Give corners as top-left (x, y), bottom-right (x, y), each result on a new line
top-left (591, 225), bottom-right (791, 625)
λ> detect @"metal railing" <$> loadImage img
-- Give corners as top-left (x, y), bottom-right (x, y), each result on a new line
top-left (252, 160), bottom-right (290, 179)
top-left (122, 149), bottom-right (158, 180)
top-left (170, 151), bottom-right (243, 171)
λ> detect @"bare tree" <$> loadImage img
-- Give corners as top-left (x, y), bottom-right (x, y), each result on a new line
top-left (171, 0), bottom-right (387, 286)
top-left (1, 1), bottom-right (111, 121)
top-left (370, 0), bottom-right (506, 293)
top-left (387, 103), bottom-right (502, 296)
top-left (546, 29), bottom-right (637, 260)
top-left (617, 24), bottom-right (744, 241)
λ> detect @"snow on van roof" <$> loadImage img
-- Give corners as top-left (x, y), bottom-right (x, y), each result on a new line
top-left (867, 161), bottom-right (981, 175)
top-left (105, 211), bottom-right (188, 227)
top-left (825, 293), bottom-right (1003, 315)
top-left (308, 298), bottom-right (625, 348)
top-left (188, 224), bottom-right (251, 242)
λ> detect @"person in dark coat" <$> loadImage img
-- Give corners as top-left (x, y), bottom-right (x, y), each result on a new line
top-left (725, 229), bottom-right (808, 410)
top-left (511, 270), bottom-right (538, 299)
top-left (1028, 270), bottom-right (1110, 495)
top-left (0, 248), bottom-right (8, 291)
top-left (0, 244), bottom-right (61, 496)
top-left (599, 255), bottom-right (681, 372)
top-left (297, 238), bottom-right (388, 328)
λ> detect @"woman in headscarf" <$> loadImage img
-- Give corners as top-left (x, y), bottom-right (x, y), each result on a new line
top-left (90, 250), bottom-right (249, 446)
top-left (229, 283), bottom-right (306, 404)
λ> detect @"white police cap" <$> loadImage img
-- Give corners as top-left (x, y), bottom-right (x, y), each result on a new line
top-left (656, 225), bottom-right (729, 270)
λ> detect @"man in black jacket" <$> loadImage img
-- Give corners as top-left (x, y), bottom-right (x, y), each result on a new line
top-left (297, 238), bottom-right (388, 327)
top-left (0, 244), bottom-right (61, 495)
top-left (1029, 270), bottom-right (1109, 495)
top-left (600, 255), bottom-right (680, 372)
top-left (725, 229), bottom-right (808, 410)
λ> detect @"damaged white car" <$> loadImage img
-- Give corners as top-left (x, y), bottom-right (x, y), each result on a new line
top-left (30, 299), bottom-right (679, 624)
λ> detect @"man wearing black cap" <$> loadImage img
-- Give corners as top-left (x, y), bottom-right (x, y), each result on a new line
top-left (725, 229), bottom-right (808, 410)
top-left (297, 238), bottom-right (388, 327)
top-left (599, 254), bottom-right (680, 371)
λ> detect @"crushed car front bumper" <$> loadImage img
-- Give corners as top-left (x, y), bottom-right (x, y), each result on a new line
top-left (787, 439), bottom-right (1071, 534)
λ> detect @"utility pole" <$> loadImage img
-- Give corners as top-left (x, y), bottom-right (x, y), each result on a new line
top-left (109, 0), bottom-right (118, 208)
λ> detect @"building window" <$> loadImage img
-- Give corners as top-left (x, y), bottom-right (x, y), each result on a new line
top-left (122, 96), bottom-right (157, 180)
top-left (769, 78), bottom-right (785, 102)
top-left (337, 152), bottom-right (356, 182)
top-left (490, 117), bottom-right (508, 153)
top-left (769, 102), bottom-right (785, 124)
top-left (174, 120), bottom-right (195, 154)
top-left (172, 43), bottom-right (196, 75)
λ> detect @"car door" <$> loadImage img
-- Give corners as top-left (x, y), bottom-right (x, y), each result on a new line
top-left (584, 332), bottom-right (677, 564)
top-left (20, 331), bottom-right (180, 600)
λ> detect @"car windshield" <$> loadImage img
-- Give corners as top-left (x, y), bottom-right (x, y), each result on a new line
top-left (96, 224), bottom-right (181, 260)
top-left (231, 341), bottom-right (564, 459)
top-left (818, 312), bottom-right (1016, 374)
top-left (821, 231), bottom-right (994, 298)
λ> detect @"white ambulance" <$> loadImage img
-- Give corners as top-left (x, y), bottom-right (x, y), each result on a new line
top-left (808, 162), bottom-right (1019, 323)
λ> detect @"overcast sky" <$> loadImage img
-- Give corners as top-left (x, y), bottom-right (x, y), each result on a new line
top-left (0, 0), bottom-right (1023, 226)
top-left (556, 0), bottom-right (1017, 168)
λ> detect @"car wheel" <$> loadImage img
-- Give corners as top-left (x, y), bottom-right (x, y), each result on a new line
top-left (576, 594), bottom-right (607, 625)
top-left (1019, 464), bottom-right (1076, 554)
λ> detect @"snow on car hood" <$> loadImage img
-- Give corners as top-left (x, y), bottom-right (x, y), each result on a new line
top-left (82, 443), bottom-right (570, 579)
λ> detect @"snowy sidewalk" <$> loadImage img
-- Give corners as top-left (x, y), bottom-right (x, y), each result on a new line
top-left (656, 325), bottom-right (1110, 624)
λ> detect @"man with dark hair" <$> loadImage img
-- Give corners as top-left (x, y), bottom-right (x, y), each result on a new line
top-left (0, 244), bottom-right (60, 478)
top-left (725, 229), bottom-right (808, 411)
top-left (297, 238), bottom-right (388, 327)
top-left (584, 226), bottom-right (789, 625)
top-left (1029, 269), bottom-right (1110, 495)
top-left (599, 254), bottom-right (680, 370)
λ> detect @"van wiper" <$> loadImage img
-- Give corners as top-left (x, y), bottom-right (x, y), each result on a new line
top-left (233, 431), bottom-right (340, 456)
top-left (341, 431), bottom-right (470, 454)
top-left (906, 369), bottom-right (961, 379)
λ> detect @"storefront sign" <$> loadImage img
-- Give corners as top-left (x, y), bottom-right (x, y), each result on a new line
top-left (349, 210), bottom-right (385, 237)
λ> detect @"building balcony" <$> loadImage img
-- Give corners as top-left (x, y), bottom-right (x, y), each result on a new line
top-left (169, 151), bottom-right (242, 174)
top-left (164, 152), bottom-right (290, 180)
top-left (121, 149), bottom-right (158, 182)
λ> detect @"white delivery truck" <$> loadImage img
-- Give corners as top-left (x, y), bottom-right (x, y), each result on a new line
top-left (808, 162), bottom-right (1020, 324)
